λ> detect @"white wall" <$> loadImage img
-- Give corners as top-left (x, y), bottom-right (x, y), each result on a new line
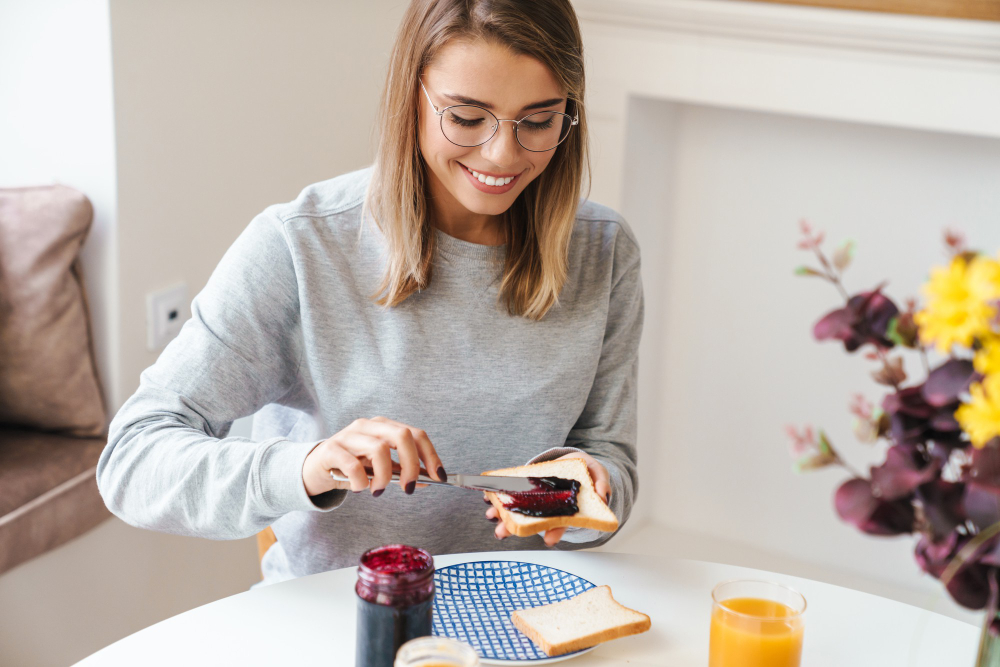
top-left (0, 0), bottom-right (119, 413)
top-left (109, 0), bottom-right (408, 407)
top-left (0, 2), bottom-right (408, 665)
top-left (621, 95), bottom-right (1000, 616)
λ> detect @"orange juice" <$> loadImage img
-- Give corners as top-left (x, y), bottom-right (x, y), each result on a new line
top-left (709, 597), bottom-right (804, 667)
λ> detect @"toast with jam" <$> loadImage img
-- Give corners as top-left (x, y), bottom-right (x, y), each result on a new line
top-left (482, 458), bottom-right (618, 538)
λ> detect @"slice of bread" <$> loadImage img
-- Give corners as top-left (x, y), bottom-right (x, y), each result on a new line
top-left (511, 585), bottom-right (651, 656)
top-left (482, 458), bottom-right (618, 537)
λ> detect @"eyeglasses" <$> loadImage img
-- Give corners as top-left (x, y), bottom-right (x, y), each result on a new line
top-left (419, 78), bottom-right (578, 153)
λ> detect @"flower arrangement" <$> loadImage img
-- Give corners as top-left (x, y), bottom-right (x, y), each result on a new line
top-left (789, 221), bottom-right (1000, 618)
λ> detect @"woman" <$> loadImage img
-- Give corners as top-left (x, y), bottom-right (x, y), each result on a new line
top-left (97, 0), bottom-right (643, 587)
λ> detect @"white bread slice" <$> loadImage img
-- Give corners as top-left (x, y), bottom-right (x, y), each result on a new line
top-left (482, 458), bottom-right (618, 537)
top-left (511, 585), bottom-right (651, 656)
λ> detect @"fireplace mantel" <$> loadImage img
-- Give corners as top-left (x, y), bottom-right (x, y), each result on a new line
top-left (575, 0), bottom-right (1000, 62)
top-left (575, 0), bottom-right (1000, 208)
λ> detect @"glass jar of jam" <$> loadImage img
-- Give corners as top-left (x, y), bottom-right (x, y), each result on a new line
top-left (356, 544), bottom-right (435, 667)
top-left (394, 636), bottom-right (480, 666)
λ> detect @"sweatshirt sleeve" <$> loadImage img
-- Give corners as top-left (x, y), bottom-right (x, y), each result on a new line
top-left (97, 209), bottom-right (343, 541)
top-left (530, 231), bottom-right (644, 548)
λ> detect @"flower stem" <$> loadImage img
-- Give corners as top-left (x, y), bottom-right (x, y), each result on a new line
top-left (812, 247), bottom-right (851, 301)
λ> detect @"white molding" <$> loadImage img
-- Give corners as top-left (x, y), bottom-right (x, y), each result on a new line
top-left (573, 0), bottom-right (1000, 63)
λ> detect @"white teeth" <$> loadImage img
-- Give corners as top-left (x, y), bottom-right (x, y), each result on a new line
top-left (467, 166), bottom-right (514, 186)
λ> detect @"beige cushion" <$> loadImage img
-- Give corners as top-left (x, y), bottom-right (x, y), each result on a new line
top-left (0, 185), bottom-right (106, 436)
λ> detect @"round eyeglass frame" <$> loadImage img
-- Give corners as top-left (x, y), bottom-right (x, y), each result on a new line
top-left (419, 79), bottom-right (579, 153)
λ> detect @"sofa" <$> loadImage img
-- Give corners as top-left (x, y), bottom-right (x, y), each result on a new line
top-left (0, 185), bottom-right (110, 576)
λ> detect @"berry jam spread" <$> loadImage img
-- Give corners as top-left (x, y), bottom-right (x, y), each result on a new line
top-left (501, 476), bottom-right (581, 517)
top-left (360, 544), bottom-right (433, 576)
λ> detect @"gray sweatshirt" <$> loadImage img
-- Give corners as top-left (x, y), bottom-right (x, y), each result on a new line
top-left (98, 166), bottom-right (643, 586)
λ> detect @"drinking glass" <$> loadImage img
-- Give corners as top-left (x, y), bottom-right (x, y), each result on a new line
top-left (709, 579), bottom-right (806, 667)
top-left (394, 636), bottom-right (480, 666)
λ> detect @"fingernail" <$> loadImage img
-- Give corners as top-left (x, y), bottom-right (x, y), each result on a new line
top-left (437, 466), bottom-right (447, 481)
top-left (405, 481), bottom-right (415, 495)
top-left (606, 492), bottom-right (612, 503)
top-left (488, 516), bottom-right (499, 523)
top-left (494, 533), bottom-right (502, 540)
top-left (484, 497), bottom-right (492, 505)
top-left (372, 488), bottom-right (384, 498)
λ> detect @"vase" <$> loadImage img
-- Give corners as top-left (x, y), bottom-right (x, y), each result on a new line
top-left (977, 613), bottom-right (1000, 667)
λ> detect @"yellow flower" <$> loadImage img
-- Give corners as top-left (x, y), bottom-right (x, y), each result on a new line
top-left (956, 373), bottom-right (1000, 449)
top-left (977, 336), bottom-right (1000, 376)
top-left (916, 255), bottom-right (1000, 353)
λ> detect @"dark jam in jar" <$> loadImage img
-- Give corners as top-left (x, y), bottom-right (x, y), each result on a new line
top-left (355, 544), bottom-right (434, 667)
top-left (501, 476), bottom-right (581, 517)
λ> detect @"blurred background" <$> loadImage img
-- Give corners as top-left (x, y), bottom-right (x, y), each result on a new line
top-left (1, 0), bottom-right (999, 664)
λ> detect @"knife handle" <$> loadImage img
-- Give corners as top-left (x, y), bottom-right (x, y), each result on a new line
top-left (329, 464), bottom-right (449, 488)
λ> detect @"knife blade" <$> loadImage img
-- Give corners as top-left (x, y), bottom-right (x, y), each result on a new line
top-left (329, 467), bottom-right (536, 493)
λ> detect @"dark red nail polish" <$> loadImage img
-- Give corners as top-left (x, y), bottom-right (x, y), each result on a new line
top-left (488, 516), bottom-right (499, 523)
top-left (373, 488), bottom-right (384, 498)
top-left (405, 481), bottom-right (415, 495)
top-left (483, 497), bottom-right (492, 505)
top-left (437, 466), bottom-right (447, 480)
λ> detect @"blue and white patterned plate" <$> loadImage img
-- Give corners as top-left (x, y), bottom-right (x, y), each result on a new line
top-left (432, 560), bottom-right (596, 664)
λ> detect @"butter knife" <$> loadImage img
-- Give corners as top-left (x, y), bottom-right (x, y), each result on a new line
top-left (329, 467), bottom-right (535, 493)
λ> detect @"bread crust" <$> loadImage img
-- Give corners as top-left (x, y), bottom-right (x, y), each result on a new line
top-left (482, 458), bottom-right (618, 537)
top-left (510, 585), bottom-right (652, 656)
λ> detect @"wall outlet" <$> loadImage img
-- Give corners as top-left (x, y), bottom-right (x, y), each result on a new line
top-left (146, 283), bottom-right (189, 351)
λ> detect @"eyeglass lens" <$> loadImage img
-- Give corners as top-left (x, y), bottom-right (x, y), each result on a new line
top-left (441, 106), bottom-right (573, 151)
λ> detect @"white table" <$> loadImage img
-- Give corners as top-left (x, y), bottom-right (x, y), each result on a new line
top-left (75, 550), bottom-right (979, 666)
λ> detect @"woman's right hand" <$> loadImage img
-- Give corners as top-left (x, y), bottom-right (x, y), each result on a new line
top-left (302, 416), bottom-right (446, 497)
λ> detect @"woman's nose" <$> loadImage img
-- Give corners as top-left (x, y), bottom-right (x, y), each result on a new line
top-left (481, 120), bottom-right (520, 168)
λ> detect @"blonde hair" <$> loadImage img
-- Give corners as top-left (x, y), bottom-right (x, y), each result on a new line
top-left (363, 0), bottom-right (590, 320)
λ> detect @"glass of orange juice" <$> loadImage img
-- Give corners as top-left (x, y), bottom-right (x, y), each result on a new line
top-left (709, 580), bottom-right (806, 667)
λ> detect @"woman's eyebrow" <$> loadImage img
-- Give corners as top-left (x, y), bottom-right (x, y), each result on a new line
top-left (443, 93), bottom-right (565, 112)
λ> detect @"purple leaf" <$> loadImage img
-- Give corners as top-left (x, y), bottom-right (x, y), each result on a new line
top-left (964, 486), bottom-right (1000, 532)
top-left (813, 289), bottom-right (900, 353)
top-left (967, 445), bottom-right (1000, 491)
top-left (870, 445), bottom-right (942, 501)
top-left (813, 307), bottom-right (855, 342)
top-left (923, 360), bottom-right (977, 407)
top-left (835, 478), bottom-right (915, 536)
top-left (916, 480), bottom-right (965, 542)
top-left (915, 532), bottom-right (993, 610)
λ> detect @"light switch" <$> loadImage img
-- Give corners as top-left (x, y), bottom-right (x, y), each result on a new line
top-left (146, 283), bottom-right (189, 351)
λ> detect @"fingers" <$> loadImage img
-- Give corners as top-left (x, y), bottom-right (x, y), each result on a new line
top-left (484, 505), bottom-right (563, 546)
top-left (367, 441), bottom-right (393, 497)
top-left (542, 527), bottom-right (566, 547)
top-left (586, 459), bottom-right (611, 501)
top-left (595, 478), bottom-right (611, 505)
top-left (368, 417), bottom-right (446, 487)
top-left (327, 436), bottom-right (375, 492)
top-left (494, 520), bottom-right (512, 540)
top-left (555, 452), bottom-right (612, 504)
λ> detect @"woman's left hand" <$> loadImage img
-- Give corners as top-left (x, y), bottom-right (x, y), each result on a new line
top-left (484, 451), bottom-right (611, 547)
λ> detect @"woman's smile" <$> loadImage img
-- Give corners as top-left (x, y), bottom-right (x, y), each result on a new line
top-left (457, 161), bottom-right (521, 194)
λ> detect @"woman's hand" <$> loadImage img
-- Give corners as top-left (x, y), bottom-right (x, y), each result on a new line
top-left (485, 452), bottom-right (611, 547)
top-left (302, 416), bottom-right (446, 497)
